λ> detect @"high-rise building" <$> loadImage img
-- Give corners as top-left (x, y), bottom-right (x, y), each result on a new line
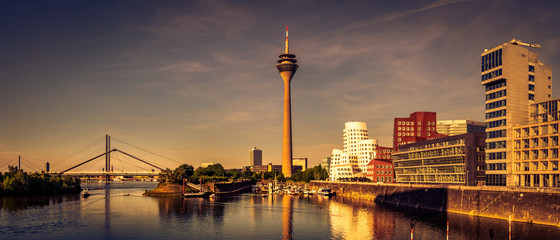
top-left (292, 158), bottom-right (307, 170)
top-left (250, 147), bottom-right (262, 166)
top-left (393, 112), bottom-right (445, 151)
top-left (276, 26), bottom-right (299, 177)
top-left (481, 39), bottom-right (552, 186)
top-left (330, 122), bottom-right (391, 181)
top-left (437, 120), bottom-right (485, 136)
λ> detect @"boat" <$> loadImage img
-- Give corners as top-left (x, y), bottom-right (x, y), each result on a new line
top-left (317, 188), bottom-right (334, 196)
top-left (82, 188), bottom-right (90, 198)
top-left (183, 192), bottom-right (211, 198)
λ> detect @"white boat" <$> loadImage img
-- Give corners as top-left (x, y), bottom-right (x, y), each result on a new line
top-left (82, 188), bottom-right (90, 198)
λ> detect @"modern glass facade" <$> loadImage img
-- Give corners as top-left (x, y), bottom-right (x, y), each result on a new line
top-left (393, 133), bottom-right (486, 186)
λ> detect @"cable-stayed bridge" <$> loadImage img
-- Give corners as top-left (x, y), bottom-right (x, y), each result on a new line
top-left (1, 135), bottom-right (183, 182)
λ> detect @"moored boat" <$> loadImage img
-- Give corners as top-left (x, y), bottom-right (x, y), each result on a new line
top-left (317, 188), bottom-right (334, 196)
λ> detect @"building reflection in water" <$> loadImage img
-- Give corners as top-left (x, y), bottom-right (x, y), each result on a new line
top-left (328, 196), bottom-right (395, 239)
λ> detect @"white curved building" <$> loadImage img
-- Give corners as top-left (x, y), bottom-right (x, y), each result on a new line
top-left (330, 122), bottom-right (387, 181)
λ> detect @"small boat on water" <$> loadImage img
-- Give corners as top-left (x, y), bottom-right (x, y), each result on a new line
top-left (82, 188), bottom-right (90, 198)
top-left (317, 188), bottom-right (334, 197)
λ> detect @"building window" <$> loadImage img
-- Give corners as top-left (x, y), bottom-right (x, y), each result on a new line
top-left (486, 109), bottom-right (506, 120)
top-left (486, 79), bottom-right (507, 91)
top-left (529, 75), bottom-right (535, 82)
top-left (486, 174), bottom-right (506, 186)
top-left (486, 100), bottom-right (506, 110)
top-left (529, 94), bottom-right (535, 100)
top-left (529, 65), bottom-right (535, 72)
top-left (486, 89), bottom-right (507, 100)
top-left (529, 84), bottom-right (535, 91)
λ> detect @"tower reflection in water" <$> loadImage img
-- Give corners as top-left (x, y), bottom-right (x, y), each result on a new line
top-left (282, 195), bottom-right (293, 240)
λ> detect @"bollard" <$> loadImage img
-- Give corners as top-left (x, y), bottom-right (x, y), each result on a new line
top-left (446, 220), bottom-right (449, 240)
top-left (509, 215), bottom-right (512, 240)
top-left (410, 223), bottom-right (415, 240)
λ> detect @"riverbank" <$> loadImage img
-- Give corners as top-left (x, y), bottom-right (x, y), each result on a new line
top-left (309, 181), bottom-right (560, 227)
top-left (0, 169), bottom-right (81, 196)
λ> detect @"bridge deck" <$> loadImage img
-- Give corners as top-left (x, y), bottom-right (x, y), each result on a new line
top-left (55, 172), bottom-right (159, 177)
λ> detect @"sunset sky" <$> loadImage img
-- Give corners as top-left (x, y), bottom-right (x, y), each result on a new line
top-left (1, 0), bottom-right (559, 171)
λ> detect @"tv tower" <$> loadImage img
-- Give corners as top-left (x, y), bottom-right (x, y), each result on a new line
top-left (277, 26), bottom-right (298, 177)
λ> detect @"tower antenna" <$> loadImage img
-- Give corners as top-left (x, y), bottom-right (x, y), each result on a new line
top-left (285, 25), bottom-right (289, 54)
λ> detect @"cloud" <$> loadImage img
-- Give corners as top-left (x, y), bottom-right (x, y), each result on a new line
top-left (330, 0), bottom-right (472, 33)
top-left (138, 1), bottom-right (256, 39)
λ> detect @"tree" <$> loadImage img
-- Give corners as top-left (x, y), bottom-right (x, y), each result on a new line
top-left (173, 164), bottom-right (194, 183)
top-left (276, 173), bottom-right (285, 182)
top-left (226, 169), bottom-right (241, 179)
top-left (242, 170), bottom-right (252, 179)
top-left (158, 168), bottom-right (173, 184)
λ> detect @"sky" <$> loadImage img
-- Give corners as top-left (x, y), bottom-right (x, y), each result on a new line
top-left (1, 0), bottom-right (559, 171)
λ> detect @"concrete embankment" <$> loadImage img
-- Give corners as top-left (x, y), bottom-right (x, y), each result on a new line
top-left (309, 181), bottom-right (560, 227)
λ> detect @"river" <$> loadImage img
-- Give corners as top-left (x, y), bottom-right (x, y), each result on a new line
top-left (1, 182), bottom-right (559, 239)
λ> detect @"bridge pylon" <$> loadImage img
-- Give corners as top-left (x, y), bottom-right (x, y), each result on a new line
top-left (106, 134), bottom-right (110, 184)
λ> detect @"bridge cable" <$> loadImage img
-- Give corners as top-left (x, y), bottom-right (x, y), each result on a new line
top-left (58, 146), bottom-right (105, 172)
top-left (0, 157), bottom-right (18, 171)
top-left (116, 156), bottom-right (151, 172)
top-left (0, 157), bottom-right (19, 171)
top-left (56, 139), bottom-right (104, 168)
top-left (113, 149), bottom-right (163, 170)
top-left (111, 137), bottom-right (182, 165)
top-left (60, 149), bottom-right (115, 174)
top-left (21, 162), bottom-right (40, 172)
top-left (114, 151), bottom-right (126, 172)
top-left (110, 150), bottom-right (148, 172)
top-left (20, 156), bottom-right (43, 172)
top-left (55, 136), bottom-right (104, 167)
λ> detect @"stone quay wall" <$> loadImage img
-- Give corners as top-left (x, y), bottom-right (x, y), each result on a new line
top-left (308, 181), bottom-right (560, 227)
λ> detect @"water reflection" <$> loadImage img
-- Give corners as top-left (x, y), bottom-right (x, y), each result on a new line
top-left (0, 194), bottom-right (80, 211)
top-left (282, 196), bottom-right (293, 240)
top-left (156, 196), bottom-right (226, 227)
top-left (104, 186), bottom-right (111, 239)
top-left (2, 183), bottom-right (560, 240)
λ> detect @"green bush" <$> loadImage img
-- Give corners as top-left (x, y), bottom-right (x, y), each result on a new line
top-left (0, 166), bottom-right (82, 196)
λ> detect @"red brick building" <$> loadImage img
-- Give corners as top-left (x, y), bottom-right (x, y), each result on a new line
top-left (367, 159), bottom-right (395, 183)
top-left (393, 111), bottom-right (446, 151)
top-left (373, 146), bottom-right (392, 160)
